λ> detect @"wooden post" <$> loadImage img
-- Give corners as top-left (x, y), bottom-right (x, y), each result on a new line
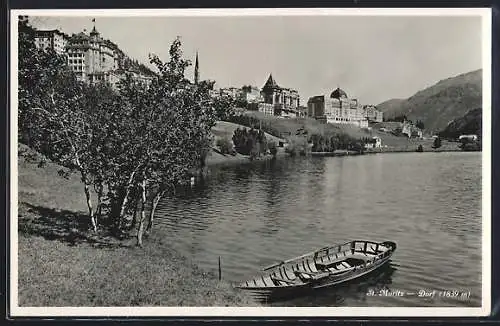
top-left (218, 256), bottom-right (222, 281)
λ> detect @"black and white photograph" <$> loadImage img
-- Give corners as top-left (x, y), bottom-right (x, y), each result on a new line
top-left (10, 8), bottom-right (491, 317)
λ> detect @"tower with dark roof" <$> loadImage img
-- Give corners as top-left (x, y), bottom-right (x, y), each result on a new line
top-left (262, 73), bottom-right (279, 91)
top-left (260, 73), bottom-right (300, 112)
top-left (90, 18), bottom-right (99, 37)
top-left (194, 51), bottom-right (199, 84)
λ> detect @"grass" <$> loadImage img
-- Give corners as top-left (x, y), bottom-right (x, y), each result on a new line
top-left (206, 121), bottom-right (286, 167)
top-left (212, 120), bottom-right (284, 143)
top-left (17, 144), bottom-right (257, 307)
top-left (242, 111), bottom-right (469, 152)
top-left (243, 111), bottom-right (420, 148)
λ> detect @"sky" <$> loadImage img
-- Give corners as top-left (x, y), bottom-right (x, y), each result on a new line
top-left (28, 13), bottom-right (483, 105)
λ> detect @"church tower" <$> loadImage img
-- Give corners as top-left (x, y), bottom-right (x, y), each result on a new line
top-left (194, 51), bottom-right (199, 84)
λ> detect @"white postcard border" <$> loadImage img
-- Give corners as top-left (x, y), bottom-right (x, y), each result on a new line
top-left (9, 7), bottom-right (492, 318)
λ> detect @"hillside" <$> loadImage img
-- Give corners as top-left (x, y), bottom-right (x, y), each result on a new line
top-left (17, 143), bottom-right (257, 306)
top-left (377, 69), bottom-right (482, 132)
top-left (376, 98), bottom-right (405, 117)
top-left (206, 121), bottom-right (286, 166)
top-left (439, 107), bottom-right (482, 140)
top-left (243, 111), bottom-right (423, 148)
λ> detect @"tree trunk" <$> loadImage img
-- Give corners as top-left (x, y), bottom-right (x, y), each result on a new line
top-left (146, 189), bottom-right (166, 233)
top-left (95, 182), bottom-right (103, 220)
top-left (84, 182), bottom-right (97, 232)
top-left (130, 196), bottom-right (139, 231)
top-left (115, 169), bottom-right (138, 231)
top-left (136, 179), bottom-right (147, 247)
top-left (74, 156), bottom-right (96, 233)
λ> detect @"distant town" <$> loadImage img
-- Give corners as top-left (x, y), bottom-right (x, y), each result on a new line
top-left (27, 17), bottom-right (413, 142)
top-left (27, 16), bottom-right (483, 152)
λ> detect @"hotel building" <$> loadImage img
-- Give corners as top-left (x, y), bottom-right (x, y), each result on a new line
top-left (261, 74), bottom-right (300, 109)
top-left (34, 29), bottom-right (68, 55)
top-left (307, 87), bottom-right (369, 128)
top-left (65, 26), bottom-right (121, 83)
top-left (33, 20), bottom-right (152, 88)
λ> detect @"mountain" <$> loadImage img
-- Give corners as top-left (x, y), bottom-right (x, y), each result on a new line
top-left (438, 107), bottom-right (482, 140)
top-left (377, 69), bottom-right (482, 132)
top-left (376, 98), bottom-right (405, 117)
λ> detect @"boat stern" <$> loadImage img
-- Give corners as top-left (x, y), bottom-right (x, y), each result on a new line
top-left (381, 241), bottom-right (397, 252)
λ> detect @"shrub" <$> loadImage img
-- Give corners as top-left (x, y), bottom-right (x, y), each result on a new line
top-left (459, 138), bottom-right (481, 151)
top-left (432, 137), bottom-right (442, 149)
top-left (232, 127), bottom-right (267, 156)
top-left (268, 141), bottom-right (278, 157)
top-left (216, 136), bottom-right (234, 155)
top-left (285, 136), bottom-right (310, 157)
top-left (308, 132), bottom-right (359, 152)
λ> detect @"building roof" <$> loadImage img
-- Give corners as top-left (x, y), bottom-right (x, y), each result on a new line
top-left (90, 25), bottom-right (99, 36)
top-left (262, 74), bottom-right (279, 90)
top-left (330, 87), bottom-right (348, 99)
top-left (34, 29), bottom-right (69, 38)
top-left (70, 32), bottom-right (90, 41)
top-left (307, 95), bottom-right (325, 103)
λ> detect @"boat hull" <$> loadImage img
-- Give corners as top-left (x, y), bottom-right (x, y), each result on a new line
top-left (236, 240), bottom-right (397, 302)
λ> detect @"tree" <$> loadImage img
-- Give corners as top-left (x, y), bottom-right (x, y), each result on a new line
top-left (18, 19), bottom-right (107, 232)
top-left (216, 136), bottom-right (234, 155)
top-left (135, 37), bottom-right (219, 245)
top-left (416, 120), bottom-right (425, 130)
top-left (432, 136), bottom-right (442, 149)
top-left (19, 31), bottom-right (220, 244)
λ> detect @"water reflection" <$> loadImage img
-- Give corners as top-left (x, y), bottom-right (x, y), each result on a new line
top-left (271, 263), bottom-right (398, 306)
top-left (155, 152), bottom-right (482, 307)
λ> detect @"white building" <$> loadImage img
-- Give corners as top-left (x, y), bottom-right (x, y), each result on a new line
top-left (308, 88), bottom-right (369, 128)
top-left (257, 103), bottom-right (274, 115)
top-left (363, 105), bottom-right (384, 122)
top-left (459, 134), bottom-right (478, 141)
top-left (34, 29), bottom-right (68, 55)
top-left (364, 136), bottom-right (382, 149)
top-left (401, 121), bottom-right (423, 139)
top-left (240, 85), bottom-right (262, 103)
top-left (66, 25), bottom-right (120, 82)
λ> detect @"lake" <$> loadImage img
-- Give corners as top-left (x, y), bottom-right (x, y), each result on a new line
top-left (153, 152), bottom-right (482, 307)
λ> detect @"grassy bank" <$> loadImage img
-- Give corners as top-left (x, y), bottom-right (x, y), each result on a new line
top-left (241, 112), bottom-right (474, 153)
top-left (242, 111), bottom-right (412, 147)
top-left (206, 120), bottom-right (286, 167)
top-left (17, 144), bottom-right (257, 306)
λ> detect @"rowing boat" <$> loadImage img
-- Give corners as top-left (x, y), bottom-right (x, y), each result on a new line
top-left (235, 240), bottom-right (397, 301)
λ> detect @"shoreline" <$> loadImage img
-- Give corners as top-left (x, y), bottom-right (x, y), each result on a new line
top-left (205, 147), bottom-right (288, 168)
top-left (205, 146), bottom-right (474, 165)
top-left (17, 144), bottom-right (258, 307)
top-left (16, 142), bottom-right (477, 307)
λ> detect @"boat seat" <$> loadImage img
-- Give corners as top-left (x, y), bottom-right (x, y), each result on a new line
top-left (327, 267), bottom-right (349, 275)
top-left (282, 268), bottom-right (296, 280)
top-left (298, 273), bottom-right (312, 281)
top-left (307, 260), bottom-right (319, 273)
top-left (341, 262), bottom-right (351, 268)
top-left (271, 276), bottom-right (295, 286)
top-left (315, 260), bottom-right (338, 270)
top-left (294, 270), bottom-right (313, 282)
